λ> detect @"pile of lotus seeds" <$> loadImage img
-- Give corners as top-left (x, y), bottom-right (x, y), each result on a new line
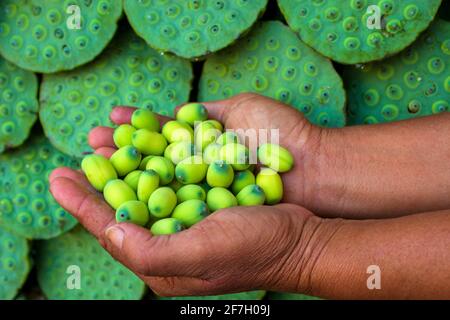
top-left (82, 103), bottom-right (294, 235)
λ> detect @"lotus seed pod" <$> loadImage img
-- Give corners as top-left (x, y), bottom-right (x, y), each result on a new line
top-left (132, 129), bottom-right (167, 156)
top-left (116, 201), bottom-right (150, 227)
top-left (258, 144), bottom-right (294, 173)
top-left (113, 125), bottom-right (136, 148)
top-left (139, 155), bottom-right (154, 170)
top-left (164, 141), bottom-right (195, 165)
top-left (148, 187), bottom-right (177, 219)
top-left (172, 200), bottom-right (209, 228)
top-left (236, 184), bottom-right (266, 206)
top-left (175, 155), bottom-right (208, 184)
top-left (81, 154), bottom-right (118, 192)
top-left (124, 0), bottom-right (268, 59)
top-left (256, 168), bottom-right (283, 205)
top-left (207, 188), bottom-right (238, 212)
top-left (168, 179), bottom-right (183, 192)
top-left (219, 143), bottom-right (250, 171)
top-left (110, 146), bottom-right (142, 177)
top-left (104, 180), bottom-right (137, 210)
top-left (231, 170), bottom-right (256, 195)
top-left (137, 170), bottom-right (160, 203)
top-left (146, 156), bottom-right (175, 185)
top-left (203, 143), bottom-right (223, 164)
top-left (203, 120), bottom-right (224, 132)
top-left (131, 109), bottom-right (160, 132)
top-left (195, 121), bottom-right (222, 152)
top-left (123, 170), bottom-right (143, 192)
top-left (162, 121), bottom-right (194, 144)
top-left (199, 21), bottom-right (346, 128)
top-left (344, 19), bottom-right (450, 125)
top-left (150, 218), bottom-right (184, 236)
top-left (176, 185), bottom-right (206, 203)
top-left (37, 226), bottom-right (145, 300)
top-left (278, 0), bottom-right (442, 64)
top-left (206, 160), bottom-right (235, 188)
top-left (0, 57), bottom-right (38, 153)
top-left (39, 28), bottom-right (193, 158)
top-left (176, 103), bottom-right (208, 126)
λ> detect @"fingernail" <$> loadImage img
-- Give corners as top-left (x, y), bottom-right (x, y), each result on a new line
top-left (105, 226), bottom-right (124, 249)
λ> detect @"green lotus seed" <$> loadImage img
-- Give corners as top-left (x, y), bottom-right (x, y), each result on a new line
top-left (137, 169), bottom-right (159, 203)
top-left (123, 170), bottom-right (143, 191)
top-left (231, 170), bottom-right (256, 195)
top-left (162, 120), bottom-right (194, 144)
top-left (219, 143), bottom-right (250, 171)
top-left (110, 146), bottom-right (142, 177)
top-left (132, 129), bottom-right (167, 156)
top-left (176, 103), bottom-right (208, 126)
top-left (206, 160), bottom-right (234, 188)
top-left (104, 179), bottom-right (137, 210)
top-left (139, 155), bottom-right (154, 170)
top-left (131, 109), bottom-right (160, 132)
top-left (176, 184), bottom-right (206, 203)
top-left (113, 124), bottom-right (136, 148)
top-left (167, 179), bottom-right (183, 192)
top-left (150, 218), bottom-right (184, 236)
top-left (175, 155), bottom-right (208, 184)
top-left (257, 143), bottom-right (294, 173)
top-left (146, 156), bottom-right (175, 185)
top-left (203, 143), bottom-right (222, 164)
top-left (236, 184), bottom-right (266, 206)
top-left (216, 131), bottom-right (240, 145)
top-left (148, 187), bottom-right (177, 219)
top-left (203, 120), bottom-right (223, 132)
top-left (172, 199), bottom-right (209, 227)
top-left (81, 154), bottom-right (118, 191)
top-left (256, 168), bottom-right (283, 205)
top-left (194, 121), bottom-right (221, 152)
top-left (206, 187), bottom-right (238, 212)
top-left (116, 200), bottom-right (149, 226)
top-left (164, 141), bottom-right (195, 164)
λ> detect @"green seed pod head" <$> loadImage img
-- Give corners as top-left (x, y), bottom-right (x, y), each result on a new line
top-left (113, 124), bottom-right (136, 148)
top-left (206, 187), bottom-right (238, 212)
top-left (172, 200), bottom-right (209, 228)
top-left (104, 179), bottom-right (137, 210)
top-left (150, 218), bottom-right (184, 236)
top-left (131, 109), bottom-right (160, 132)
top-left (231, 170), bottom-right (256, 195)
top-left (123, 170), bottom-right (143, 192)
top-left (137, 169), bottom-right (160, 203)
top-left (164, 141), bottom-right (195, 165)
top-left (146, 156), bottom-right (175, 185)
top-left (132, 129), bottom-right (167, 156)
top-left (162, 120), bottom-right (194, 144)
top-left (256, 168), bottom-right (283, 205)
top-left (116, 200), bottom-right (150, 227)
top-left (236, 184), bottom-right (266, 206)
top-left (258, 143), bottom-right (294, 173)
top-left (195, 121), bottom-right (222, 152)
top-left (203, 143), bottom-right (223, 164)
top-left (148, 187), bottom-right (177, 219)
top-left (176, 103), bottom-right (208, 126)
top-left (139, 155), bottom-right (154, 170)
top-left (110, 146), bottom-right (142, 177)
top-left (219, 143), bottom-right (250, 171)
top-left (81, 154), bottom-right (118, 192)
top-left (175, 155), bottom-right (208, 184)
top-left (167, 179), bottom-right (183, 192)
top-left (206, 160), bottom-right (235, 188)
top-left (176, 184), bottom-right (206, 203)
top-left (217, 131), bottom-right (240, 145)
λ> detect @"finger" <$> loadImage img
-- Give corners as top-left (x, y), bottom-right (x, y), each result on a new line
top-left (111, 106), bottom-right (172, 126)
top-left (88, 127), bottom-right (115, 149)
top-left (94, 147), bottom-right (116, 159)
top-left (49, 167), bottom-right (93, 191)
top-left (147, 276), bottom-right (217, 297)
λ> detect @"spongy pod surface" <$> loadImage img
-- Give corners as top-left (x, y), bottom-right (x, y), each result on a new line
top-left (343, 19), bottom-right (450, 125)
top-left (0, 0), bottom-right (123, 73)
top-left (158, 290), bottom-right (266, 300)
top-left (39, 27), bottom-right (193, 158)
top-left (277, 0), bottom-right (442, 64)
top-left (0, 56), bottom-right (38, 154)
top-left (0, 226), bottom-right (31, 300)
top-left (0, 135), bottom-right (79, 239)
top-left (124, 0), bottom-right (268, 59)
top-left (36, 225), bottom-right (145, 300)
top-left (199, 21), bottom-right (346, 128)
